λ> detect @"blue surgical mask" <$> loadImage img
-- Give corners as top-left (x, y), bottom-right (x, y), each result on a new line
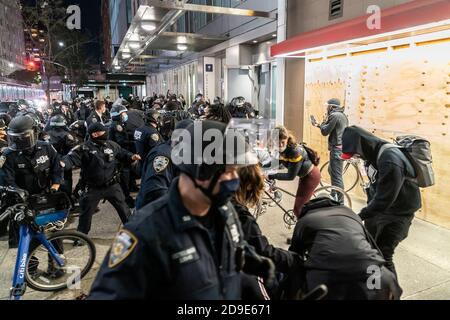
top-left (122, 114), bottom-right (128, 122)
top-left (215, 178), bottom-right (240, 206)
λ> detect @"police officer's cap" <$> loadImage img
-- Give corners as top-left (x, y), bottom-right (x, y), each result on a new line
top-left (88, 122), bottom-right (107, 135)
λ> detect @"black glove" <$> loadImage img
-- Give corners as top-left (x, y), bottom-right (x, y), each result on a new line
top-left (242, 245), bottom-right (276, 288)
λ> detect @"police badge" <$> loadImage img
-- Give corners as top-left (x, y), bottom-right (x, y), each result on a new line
top-left (108, 230), bottom-right (138, 268)
top-left (153, 156), bottom-right (169, 173)
top-left (151, 133), bottom-right (160, 142)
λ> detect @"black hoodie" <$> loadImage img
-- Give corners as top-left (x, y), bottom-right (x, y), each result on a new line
top-left (342, 126), bottom-right (421, 220)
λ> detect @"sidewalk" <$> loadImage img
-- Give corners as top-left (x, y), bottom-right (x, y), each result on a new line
top-left (0, 179), bottom-right (449, 299)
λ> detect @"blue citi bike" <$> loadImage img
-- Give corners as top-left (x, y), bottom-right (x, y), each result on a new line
top-left (0, 186), bottom-right (96, 300)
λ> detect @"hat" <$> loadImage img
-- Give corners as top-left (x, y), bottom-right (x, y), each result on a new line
top-left (327, 98), bottom-right (341, 107)
top-left (88, 122), bottom-right (106, 135)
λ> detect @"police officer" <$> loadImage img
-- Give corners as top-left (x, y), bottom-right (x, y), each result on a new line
top-left (89, 120), bottom-right (275, 300)
top-left (1, 115), bottom-right (62, 246)
top-left (134, 109), bottom-right (163, 161)
top-left (86, 100), bottom-right (109, 127)
top-left (109, 104), bottom-right (135, 207)
top-left (60, 101), bottom-right (77, 125)
top-left (45, 114), bottom-right (78, 205)
top-left (61, 123), bottom-right (141, 235)
top-left (0, 119), bottom-right (8, 149)
top-left (135, 117), bottom-right (192, 210)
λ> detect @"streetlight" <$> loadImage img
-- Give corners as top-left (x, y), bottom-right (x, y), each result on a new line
top-left (58, 41), bottom-right (65, 47)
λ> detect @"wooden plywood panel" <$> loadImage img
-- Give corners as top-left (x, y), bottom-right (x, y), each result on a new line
top-left (304, 43), bottom-right (450, 229)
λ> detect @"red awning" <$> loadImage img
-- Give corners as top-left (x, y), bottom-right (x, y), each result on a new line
top-left (271, 0), bottom-right (450, 57)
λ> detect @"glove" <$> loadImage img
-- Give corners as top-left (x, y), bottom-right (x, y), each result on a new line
top-left (242, 245), bottom-right (276, 288)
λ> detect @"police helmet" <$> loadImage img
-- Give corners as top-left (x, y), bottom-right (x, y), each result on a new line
top-left (160, 110), bottom-right (192, 139)
top-left (110, 104), bottom-right (128, 118)
top-left (50, 114), bottom-right (67, 127)
top-left (69, 120), bottom-right (86, 137)
top-left (0, 119), bottom-right (6, 131)
top-left (174, 120), bottom-right (258, 187)
top-left (7, 115), bottom-right (38, 151)
top-left (231, 96), bottom-right (245, 108)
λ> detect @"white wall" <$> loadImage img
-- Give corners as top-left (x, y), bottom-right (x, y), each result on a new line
top-left (227, 68), bottom-right (252, 102)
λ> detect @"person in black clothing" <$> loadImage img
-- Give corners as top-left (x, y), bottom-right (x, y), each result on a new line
top-left (342, 126), bottom-right (421, 278)
top-left (234, 165), bottom-right (303, 300)
top-left (45, 115), bottom-right (78, 204)
top-left (61, 122), bottom-right (141, 235)
top-left (0, 119), bottom-right (7, 149)
top-left (135, 117), bottom-right (192, 210)
top-left (134, 109), bottom-right (163, 161)
top-left (312, 98), bottom-right (348, 203)
top-left (268, 126), bottom-right (321, 218)
top-left (289, 197), bottom-right (402, 300)
top-left (75, 99), bottom-right (90, 121)
top-left (109, 104), bottom-right (136, 208)
top-left (60, 101), bottom-right (77, 125)
top-left (86, 100), bottom-right (109, 127)
top-left (1, 115), bottom-right (62, 245)
top-left (88, 120), bottom-right (275, 300)
top-left (205, 103), bottom-right (232, 124)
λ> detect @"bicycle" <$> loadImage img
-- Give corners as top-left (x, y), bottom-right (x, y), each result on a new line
top-left (253, 179), bottom-right (352, 228)
top-left (0, 186), bottom-right (96, 300)
top-left (319, 157), bottom-right (369, 193)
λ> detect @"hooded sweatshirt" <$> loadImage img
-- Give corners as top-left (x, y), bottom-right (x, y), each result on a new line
top-left (320, 106), bottom-right (348, 149)
top-left (342, 126), bottom-right (421, 220)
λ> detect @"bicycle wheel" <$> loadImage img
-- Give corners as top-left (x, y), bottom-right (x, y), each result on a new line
top-left (319, 161), bottom-right (360, 193)
top-left (25, 230), bottom-right (96, 292)
top-left (313, 186), bottom-right (352, 209)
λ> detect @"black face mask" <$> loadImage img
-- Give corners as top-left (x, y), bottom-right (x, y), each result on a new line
top-left (91, 132), bottom-right (108, 143)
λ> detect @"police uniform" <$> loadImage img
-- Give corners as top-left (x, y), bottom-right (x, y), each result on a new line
top-left (109, 120), bottom-right (136, 206)
top-left (1, 141), bottom-right (63, 195)
top-left (62, 139), bottom-right (133, 234)
top-left (135, 141), bottom-right (175, 210)
top-left (46, 127), bottom-right (78, 202)
top-left (86, 111), bottom-right (108, 127)
top-left (133, 125), bottom-right (163, 160)
top-left (89, 178), bottom-right (244, 300)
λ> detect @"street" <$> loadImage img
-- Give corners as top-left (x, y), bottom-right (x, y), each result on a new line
top-left (1, 176), bottom-right (449, 300)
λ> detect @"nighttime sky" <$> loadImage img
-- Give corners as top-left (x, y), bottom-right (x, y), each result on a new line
top-left (22, 0), bottom-right (102, 63)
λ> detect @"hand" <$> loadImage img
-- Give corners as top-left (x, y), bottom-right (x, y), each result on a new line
top-left (132, 154), bottom-right (141, 161)
top-left (242, 246), bottom-right (276, 288)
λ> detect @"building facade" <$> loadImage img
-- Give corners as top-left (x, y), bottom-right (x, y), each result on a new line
top-left (0, 0), bottom-right (25, 77)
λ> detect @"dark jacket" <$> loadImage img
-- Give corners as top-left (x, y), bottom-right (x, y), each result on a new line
top-left (289, 198), bottom-right (402, 299)
top-left (89, 178), bottom-right (243, 300)
top-left (109, 121), bottom-right (135, 152)
top-left (232, 200), bottom-right (302, 274)
top-left (134, 125), bottom-right (163, 160)
top-left (62, 139), bottom-right (133, 188)
top-left (135, 141), bottom-right (177, 210)
top-left (86, 110), bottom-right (109, 127)
top-left (319, 107), bottom-right (348, 149)
top-left (342, 126), bottom-right (421, 220)
top-left (269, 143), bottom-right (313, 180)
top-left (1, 141), bottom-right (63, 195)
top-left (46, 127), bottom-right (78, 155)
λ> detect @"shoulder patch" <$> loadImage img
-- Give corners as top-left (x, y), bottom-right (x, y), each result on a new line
top-left (151, 133), bottom-right (160, 142)
top-left (116, 125), bottom-right (123, 132)
top-left (153, 156), bottom-right (169, 173)
top-left (108, 229), bottom-right (138, 268)
top-left (91, 117), bottom-right (98, 123)
top-left (67, 134), bottom-right (74, 141)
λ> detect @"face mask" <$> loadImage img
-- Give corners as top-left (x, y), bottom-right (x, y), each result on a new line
top-left (214, 178), bottom-right (240, 206)
top-left (92, 132), bottom-right (108, 142)
top-left (122, 114), bottom-right (128, 122)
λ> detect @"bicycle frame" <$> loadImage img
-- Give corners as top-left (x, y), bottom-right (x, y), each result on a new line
top-left (10, 223), bottom-right (65, 300)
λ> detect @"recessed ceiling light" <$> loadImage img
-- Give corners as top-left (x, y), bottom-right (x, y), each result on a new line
top-left (272, 34), bottom-right (277, 37)
top-left (122, 53), bottom-right (131, 59)
top-left (114, 65), bottom-right (121, 70)
top-left (177, 44), bottom-right (188, 51)
top-left (253, 40), bottom-right (258, 43)
top-left (141, 21), bottom-right (156, 32)
top-left (128, 41), bottom-right (141, 49)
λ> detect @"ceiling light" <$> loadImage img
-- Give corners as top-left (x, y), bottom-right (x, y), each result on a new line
top-left (122, 53), bottom-right (131, 59)
top-left (122, 48), bottom-right (131, 53)
top-left (253, 40), bottom-right (258, 43)
top-left (177, 44), bottom-right (188, 51)
top-left (177, 36), bottom-right (187, 44)
top-left (272, 34), bottom-right (277, 37)
top-left (114, 65), bottom-right (121, 70)
top-left (8, 63), bottom-right (14, 68)
top-left (141, 21), bottom-right (156, 32)
top-left (128, 41), bottom-right (141, 49)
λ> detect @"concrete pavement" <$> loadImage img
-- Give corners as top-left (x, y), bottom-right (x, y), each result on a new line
top-left (0, 178), bottom-right (449, 300)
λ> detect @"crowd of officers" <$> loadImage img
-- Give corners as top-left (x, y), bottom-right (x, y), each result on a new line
top-left (0, 92), bottom-right (420, 300)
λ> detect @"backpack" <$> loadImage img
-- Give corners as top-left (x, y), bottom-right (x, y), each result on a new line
top-left (301, 143), bottom-right (321, 166)
top-left (377, 135), bottom-right (435, 188)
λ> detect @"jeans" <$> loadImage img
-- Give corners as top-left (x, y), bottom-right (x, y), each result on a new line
top-left (328, 148), bottom-right (344, 203)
